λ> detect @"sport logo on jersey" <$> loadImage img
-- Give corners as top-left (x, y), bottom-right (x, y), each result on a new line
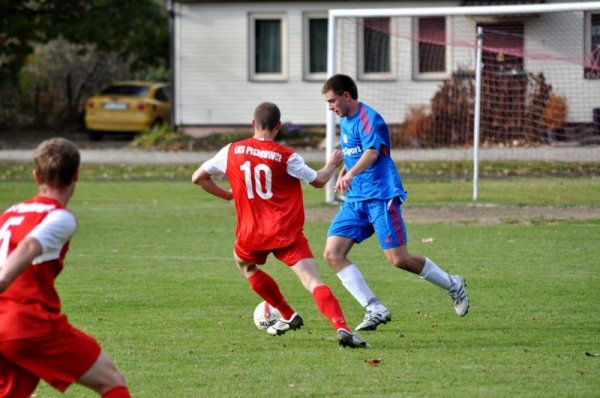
top-left (342, 146), bottom-right (362, 156)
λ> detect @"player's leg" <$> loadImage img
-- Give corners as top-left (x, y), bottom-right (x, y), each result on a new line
top-left (288, 258), bottom-right (369, 348)
top-left (379, 197), bottom-right (469, 317)
top-left (289, 257), bottom-right (348, 329)
top-left (323, 236), bottom-right (381, 306)
top-left (383, 245), bottom-right (426, 274)
top-left (276, 235), bottom-right (348, 328)
top-left (0, 323), bottom-right (130, 397)
top-left (275, 237), bottom-right (368, 347)
top-left (234, 246), bottom-right (296, 322)
top-left (0, 347), bottom-right (40, 398)
top-left (293, 259), bottom-right (345, 324)
top-left (420, 256), bottom-right (469, 317)
top-left (385, 246), bottom-right (469, 316)
top-left (324, 235), bottom-right (391, 331)
top-left (77, 351), bottom-right (130, 397)
top-left (324, 203), bottom-right (388, 329)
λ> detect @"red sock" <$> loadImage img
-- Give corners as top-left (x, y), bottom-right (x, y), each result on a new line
top-left (312, 285), bottom-right (349, 332)
top-left (103, 386), bottom-right (131, 398)
top-left (248, 270), bottom-right (295, 320)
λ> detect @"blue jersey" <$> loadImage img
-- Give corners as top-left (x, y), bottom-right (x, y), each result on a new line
top-left (339, 102), bottom-right (407, 202)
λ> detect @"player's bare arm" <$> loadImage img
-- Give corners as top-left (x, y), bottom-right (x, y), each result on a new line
top-left (192, 167), bottom-right (233, 201)
top-left (335, 148), bottom-right (378, 194)
top-left (0, 237), bottom-right (42, 292)
top-left (311, 149), bottom-right (343, 188)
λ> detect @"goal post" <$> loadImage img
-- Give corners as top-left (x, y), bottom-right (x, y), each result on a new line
top-left (325, 2), bottom-right (600, 203)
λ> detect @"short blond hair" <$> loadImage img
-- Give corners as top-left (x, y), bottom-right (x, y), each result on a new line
top-left (33, 138), bottom-right (80, 189)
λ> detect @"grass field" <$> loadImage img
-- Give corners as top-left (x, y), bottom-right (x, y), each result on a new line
top-left (1, 163), bottom-right (599, 397)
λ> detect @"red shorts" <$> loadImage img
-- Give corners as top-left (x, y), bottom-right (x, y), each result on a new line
top-left (235, 233), bottom-right (314, 266)
top-left (0, 318), bottom-right (101, 397)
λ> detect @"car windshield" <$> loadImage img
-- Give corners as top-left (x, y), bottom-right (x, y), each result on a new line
top-left (101, 85), bottom-right (150, 97)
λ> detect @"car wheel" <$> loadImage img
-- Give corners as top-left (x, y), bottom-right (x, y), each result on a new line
top-left (151, 118), bottom-right (164, 130)
top-left (86, 130), bottom-right (102, 141)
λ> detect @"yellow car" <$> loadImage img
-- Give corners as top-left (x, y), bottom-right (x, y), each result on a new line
top-left (84, 81), bottom-right (170, 139)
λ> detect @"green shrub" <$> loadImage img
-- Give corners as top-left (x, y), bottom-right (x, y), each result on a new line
top-left (129, 124), bottom-right (324, 151)
top-left (130, 123), bottom-right (194, 151)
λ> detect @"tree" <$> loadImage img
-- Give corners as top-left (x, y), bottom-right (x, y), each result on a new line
top-left (0, 0), bottom-right (168, 84)
top-left (17, 38), bottom-right (133, 129)
top-left (0, 0), bottom-right (168, 129)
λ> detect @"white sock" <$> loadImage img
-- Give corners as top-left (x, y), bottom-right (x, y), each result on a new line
top-left (420, 257), bottom-right (454, 290)
top-left (336, 264), bottom-right (378, 308)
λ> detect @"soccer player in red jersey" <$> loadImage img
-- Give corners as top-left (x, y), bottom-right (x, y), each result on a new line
top-left (0, 138), bottom-right (131, 398)
top-left (192, 102), bottom-right (368, 348)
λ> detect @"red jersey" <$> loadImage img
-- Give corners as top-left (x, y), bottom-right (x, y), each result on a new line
top-left (202, 138), bottom-right (317, 250)
top-left (0, 196), bottom-right (76, 340)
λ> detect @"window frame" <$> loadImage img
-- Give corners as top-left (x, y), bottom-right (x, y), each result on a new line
top-left (248, 12), bottom-right (288, 82)
top-left (584, 12), bottom-right (600, 80)
top-left (155, 88), bottom-right (169, 103)
top-left (303, 12), bottom-right (328, 81)
top-left (412, 16), bottom-right (452, 81)
top-left (358, 17), bottom-right (396, 81)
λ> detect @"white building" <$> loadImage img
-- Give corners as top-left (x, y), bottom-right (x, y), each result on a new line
top-left (171, 0), bottom-right (600, 138)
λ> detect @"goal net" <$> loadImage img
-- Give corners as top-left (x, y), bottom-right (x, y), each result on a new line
top-left (324, 3), bottom-right (600, 200)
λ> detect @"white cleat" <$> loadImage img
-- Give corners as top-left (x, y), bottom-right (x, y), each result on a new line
top-left (355, 308), bottom-right (391, 331)
top-left (266, 313), bottom-right (304, 336)
top-left (449, 276), bottom-right (470, 317)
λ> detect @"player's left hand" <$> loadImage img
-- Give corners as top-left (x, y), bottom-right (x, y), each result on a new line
top-left (334, 170), bottom-right (352, 194)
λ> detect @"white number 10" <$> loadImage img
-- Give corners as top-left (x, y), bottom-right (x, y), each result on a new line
top-left (240, 161), bottom-right (273, 200)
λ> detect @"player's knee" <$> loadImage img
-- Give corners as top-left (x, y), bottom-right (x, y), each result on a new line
top-left (238, 263), bottom-right (258, 276)
top-left (323, 249), bottom-right (341, 267)
top-left (391, 255), bottom-right (411, 270)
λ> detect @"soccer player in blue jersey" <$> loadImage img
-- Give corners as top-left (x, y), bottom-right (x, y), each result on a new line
top-left (321, 74), bottom-right (469, 331)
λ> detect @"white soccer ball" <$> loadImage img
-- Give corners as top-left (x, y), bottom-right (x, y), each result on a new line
top-left (253, 301), bottom-right (281, 330)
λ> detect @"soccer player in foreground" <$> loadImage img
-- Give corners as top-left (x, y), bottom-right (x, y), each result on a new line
top-left (322, 74), bottom-right (470, 332)
top-left (192, 102), bottom-right (369, 349)
top-left (0, 138), bottom-right (131, 397)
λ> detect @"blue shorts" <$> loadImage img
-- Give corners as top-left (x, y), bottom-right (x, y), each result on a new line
top-left (327, 197), bottom-right (407, 249)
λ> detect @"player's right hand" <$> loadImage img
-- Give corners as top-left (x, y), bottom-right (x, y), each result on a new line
top-left (328, 149), bottom-right (343, 167)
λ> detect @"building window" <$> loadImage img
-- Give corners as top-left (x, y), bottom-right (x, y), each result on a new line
top-left (479, 22), bottom-right (524, 74)
top-left (413, 17), bottom-right (451, 80)
top-left (303, 13), bottom-right (328, 80)
top-left (249, 13), bottom-right (287, 81)
top-left (359, 17), bottom-right (395, 80)
top-left (585, 13), bottom-right (600, 79)
top-left (419, 17), bottom-right (446, 73)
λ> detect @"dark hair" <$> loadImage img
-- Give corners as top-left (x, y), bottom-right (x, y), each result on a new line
top-left (321, 74), bottom-right (358, 100)
top-left (253, 102), bottom-right (281, 131)
top-left (33, 138), bottom-right (80, 189)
